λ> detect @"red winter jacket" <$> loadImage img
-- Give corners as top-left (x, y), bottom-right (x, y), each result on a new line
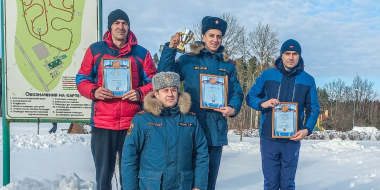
top-left (76, 30), bottom-right (157, 130)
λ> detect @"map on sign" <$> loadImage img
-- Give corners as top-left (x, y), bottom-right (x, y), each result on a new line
top-left (4, 0), bottom-right (99, 119)
top-left (14, 0), bottom-right (85, 91)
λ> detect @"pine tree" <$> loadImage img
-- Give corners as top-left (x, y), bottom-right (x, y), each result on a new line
top-left (153, 53), bottom-right (160, 68)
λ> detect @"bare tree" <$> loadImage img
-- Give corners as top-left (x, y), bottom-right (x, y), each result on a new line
top-left (246, 22), bottom-right (280, 73)
top-left (244, 22), bottom-right (279, 130)
top-left (352, 75), bottom-right (377, 126)
top-left (192, 13), bottom-right (245, 60)
top-left (323, 79), bottom-right (348, 131)
top-left (322, 76), bottom-right (378, 131)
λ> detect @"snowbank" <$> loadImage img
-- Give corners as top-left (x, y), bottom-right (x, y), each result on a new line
top-left (0, 173), bottom-right (95, 190)
top-left (224, 141), bottom-right (259, 153)
top-left (0, 134), bottom-right (91, 151)
top-left (352, 126), bottom-right (378, 134)
top-left (310, 139), bottom-right (380, 153)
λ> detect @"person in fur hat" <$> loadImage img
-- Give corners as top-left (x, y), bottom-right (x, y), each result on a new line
top-left (158, 16), bottom-right (243, 190)
top-left (122, 72), bottom-right (209, 190)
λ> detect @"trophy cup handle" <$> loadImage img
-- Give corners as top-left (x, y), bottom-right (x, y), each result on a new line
top-left (189, 35), bottom-right (195, 44)
top-left (176, 32), bottom-right (186, 54)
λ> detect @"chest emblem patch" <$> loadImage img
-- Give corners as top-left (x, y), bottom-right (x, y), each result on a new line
top-left (218, 68), bottom-right (229, 74)
top-left (194, 66), bottom-right (208, 70)
top-left (148, 122), bottom-right (163, 127)
top-left (178, 122), bottom-right (194, 127)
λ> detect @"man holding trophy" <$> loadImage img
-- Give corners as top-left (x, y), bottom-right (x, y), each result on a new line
top-left (158, 16), bottom-right (244, 190)
top-left (246, 39), bottom-right (320, 190)
top-left (76, 9), bottom-right (156, 189)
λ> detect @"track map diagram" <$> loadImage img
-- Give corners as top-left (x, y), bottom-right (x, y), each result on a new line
top-left (15, 0), bottom-right (85, 91)
top-left (4, 0), bottom-right (99, 119)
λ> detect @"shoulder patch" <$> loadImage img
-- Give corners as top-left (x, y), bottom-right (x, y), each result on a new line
top-left (137, 110), bottom-right (146, 115)
top-left (127, 123), bottom-right (134, 136)
top-left (186, 52), bottom-right (198, 56)
top-left (227, 59), bottom-right (236, 65)
top-left (189, 112), bottom-right (196, 116)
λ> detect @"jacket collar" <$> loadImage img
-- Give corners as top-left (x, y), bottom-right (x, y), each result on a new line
top-left (143, 91), bottom-right (192, 117)
top-left (201, 45), bottom-right (225, 60)
top-left (103, 30), bottom-right (138, 57)
top-left (274, 56), bottom-right (305, 76)
top-left (190, 42), bottom-right (227, 61)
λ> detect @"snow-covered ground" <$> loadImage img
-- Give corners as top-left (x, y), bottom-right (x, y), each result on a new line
top-left (1, 122), bottom-right (380, 190)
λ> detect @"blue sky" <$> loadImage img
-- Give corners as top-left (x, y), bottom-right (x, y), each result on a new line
top-left (1, 0), bottom-right (380, 99)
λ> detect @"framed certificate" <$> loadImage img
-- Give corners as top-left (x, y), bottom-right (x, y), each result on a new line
top-left (200, 74), bottom-right (228, 109)
top-left (102, 58), bottom-right (132, 98)
top-left (272, 102), bottom-right (298, 138)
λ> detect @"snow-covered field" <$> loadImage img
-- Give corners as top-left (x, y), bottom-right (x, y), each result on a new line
top-left (1, 121), bottom-right (380, 190)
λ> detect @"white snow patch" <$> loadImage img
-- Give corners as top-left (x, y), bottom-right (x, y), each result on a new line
top-left (352, 126), bottom-right (378, 134)
top-left (224, 142), bottom-right (259, 153)
top-left (0, 134), bottom-right (91, 151)
top-left (311, 139), bottom-right (365, 152)
top-left (0, 173), bottom-right (95, 190)
top-left (83, 125), bottom-right (92, 134)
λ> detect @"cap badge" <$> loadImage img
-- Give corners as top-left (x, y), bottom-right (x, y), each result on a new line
top-left (215, 20), bottom-right (219, 24)
top-left (166, 77), bottom-right (171, 82)
top-left (289, 45), bottom-right (294, 48)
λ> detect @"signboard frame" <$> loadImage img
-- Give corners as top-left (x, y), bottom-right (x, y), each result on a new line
top-left (1, 0), bottom-right (103, 186)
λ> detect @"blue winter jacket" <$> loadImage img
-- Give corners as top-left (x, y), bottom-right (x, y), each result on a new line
top-left (246, 56), bottom-right (320, 140)
top-left (158, 43), bottom-right (244, 146)
top-left (122, 92), bottom-right (209, 190)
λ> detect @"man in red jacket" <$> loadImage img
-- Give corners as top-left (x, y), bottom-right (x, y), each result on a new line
top-left (76, 9), bottom-right (156, 190)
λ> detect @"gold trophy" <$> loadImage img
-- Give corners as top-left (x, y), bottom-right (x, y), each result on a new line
top-left (177, 28), bottom-right (195, 54)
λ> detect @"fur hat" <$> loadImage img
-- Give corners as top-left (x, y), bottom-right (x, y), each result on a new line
top-left (108, 9), bottom-right (130, 31)
top-left (152, 72), bottom-right (180, 91)
top-left (280, 39), bottom-right (301, 55)
top-left (201, 16), bottom-right (227, 36)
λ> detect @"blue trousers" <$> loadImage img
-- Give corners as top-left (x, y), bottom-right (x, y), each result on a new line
top-left (49, 122), bottom-right (57, 134)
top-left (207, 146), bottom-right (223, 190)
top-left (260, 138), bottom-right (300, 190)
top-left (91, 127), bottom-right (128, 190)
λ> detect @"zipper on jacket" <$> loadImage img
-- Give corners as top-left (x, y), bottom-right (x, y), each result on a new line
top-left (119, 101), bottom-right (122, 130)
top-left (277, 84), bottom-right (281, 100)
top-left (190, 131), bottom-right (193, 150)
top-left (94, 102), bottom-right (98, 116)
top-left (163, 117), bottom-right (170, 189)
top-left (291, 85), bottom-right (296, 102)
top-left (144, 130), bottom-right (151, 158)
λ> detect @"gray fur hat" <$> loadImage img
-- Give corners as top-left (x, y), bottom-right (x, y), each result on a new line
top-left (152, 72), bottom-right (180, 91)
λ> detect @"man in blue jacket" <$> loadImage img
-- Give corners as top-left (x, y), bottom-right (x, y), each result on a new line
top-left (158, 16), bottom-right (244, 190)
top-left (122, 72), bottom-right (209, 190)
top-left (246, 39), bottom-right (320, 190)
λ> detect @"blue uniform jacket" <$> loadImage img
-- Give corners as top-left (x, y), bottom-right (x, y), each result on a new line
top-left (158, 43), bottom-right (244, 146)
top-left (122, 92), bottom-right (209, 190)
top-left (246, 56), bottom-right (320, 140)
